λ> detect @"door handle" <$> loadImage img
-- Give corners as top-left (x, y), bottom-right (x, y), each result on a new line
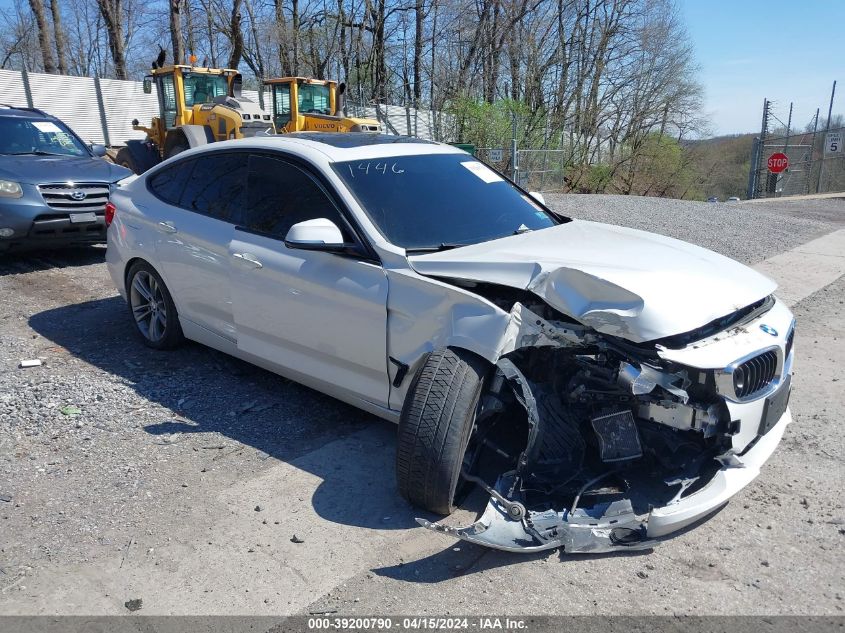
top-left (157, 221), bottom-right (177, 234)
top-left (233, 252), bottom-right (263, 268)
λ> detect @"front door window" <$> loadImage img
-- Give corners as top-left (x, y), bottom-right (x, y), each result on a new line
top-left (158, 74), bottom-right (178, 128)
top-left (273, 84), bottom-right (292, 130)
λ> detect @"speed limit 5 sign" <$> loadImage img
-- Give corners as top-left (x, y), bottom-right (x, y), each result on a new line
top-left (825, 131), bottom-right (842, 155)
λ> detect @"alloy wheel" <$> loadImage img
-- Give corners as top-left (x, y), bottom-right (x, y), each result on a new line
top-left (129, 271), bottom-right (168, 343)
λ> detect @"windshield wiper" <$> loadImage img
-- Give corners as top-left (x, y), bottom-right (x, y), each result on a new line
top-left (405, 243), bottom-right (468, 254)
top-left (8, 150), bottom-right (69, 156)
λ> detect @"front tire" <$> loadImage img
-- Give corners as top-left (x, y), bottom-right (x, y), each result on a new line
top-left (396, 348), bottom-right (489, 515)
top-left (114, 147), bottom-right (139, 174)
top-left (126, 261), bottom-right (184, 350)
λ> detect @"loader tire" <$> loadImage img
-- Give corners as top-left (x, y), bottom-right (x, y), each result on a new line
top-left (115, 147), bottom-right (139, 174)
top-left (396, 347), bottom-right (489, 515)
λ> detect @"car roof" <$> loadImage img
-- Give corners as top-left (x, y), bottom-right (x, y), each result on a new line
top-left (0, 105), bottom-right (53, 120)
top-left (200, 133), bottom-right (466, 162)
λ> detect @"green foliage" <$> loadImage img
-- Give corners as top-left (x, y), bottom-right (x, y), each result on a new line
top-left (685, 134), bottom-right (755, 200)
top-left (586, 164), bottom-right (613, 193)
top-left (447, 97), bottom-right (547, 149)
top-left (449, 100), bottom-right (757, 201)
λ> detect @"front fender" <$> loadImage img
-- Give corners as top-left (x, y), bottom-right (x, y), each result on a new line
top-left (385, 269), bottom-right (509, 410)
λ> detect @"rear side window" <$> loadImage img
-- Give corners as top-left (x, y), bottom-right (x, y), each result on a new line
top-left (238, 154), bottom-right (349, 240)
top-left (148, 159), bottom-right (195, 205)
top-left (178, 153), bottom-right (248, 222)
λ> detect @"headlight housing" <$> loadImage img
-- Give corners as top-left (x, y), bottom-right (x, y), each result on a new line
top-left (0, 179), bottom-right (23, 198)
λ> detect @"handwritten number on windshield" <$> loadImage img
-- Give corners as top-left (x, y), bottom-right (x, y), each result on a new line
top-left (346, 162), bottom-right (404, 178)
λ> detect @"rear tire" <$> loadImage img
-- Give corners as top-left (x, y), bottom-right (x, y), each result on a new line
top-left (126, 261), bottom-right (184, 350)
top-left (114, 147), bottom-right (139, 174)
top-left (396, 348), bottom-right (489, 515)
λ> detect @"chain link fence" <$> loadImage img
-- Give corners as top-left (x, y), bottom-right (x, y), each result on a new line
top-left (513, 149), bottom-right (572, 192)
top-left (749, 126), bottom-right (845, 198)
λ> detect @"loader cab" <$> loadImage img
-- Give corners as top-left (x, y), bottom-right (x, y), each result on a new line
top-left (265, 78), bottom-right (339, 132)
top-left (143, 66), bottom-right (240, 130)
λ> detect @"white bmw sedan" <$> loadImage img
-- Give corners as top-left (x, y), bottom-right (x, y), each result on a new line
top-left (106, 133), bottom-right (794, 554)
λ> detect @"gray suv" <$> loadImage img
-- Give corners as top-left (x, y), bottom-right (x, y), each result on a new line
top-left (0, 105), bottom-right (132, 253)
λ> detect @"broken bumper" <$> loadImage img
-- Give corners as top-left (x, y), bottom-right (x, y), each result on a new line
top-left (419, 406), bottom-right (791, 554)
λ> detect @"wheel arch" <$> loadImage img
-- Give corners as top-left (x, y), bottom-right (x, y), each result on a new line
top-left (164, 125), bottom-right (215, 157)
top-left (124, 256), bottom-right (152, 292)
top-left (385, 269), bottom-right (512, 411)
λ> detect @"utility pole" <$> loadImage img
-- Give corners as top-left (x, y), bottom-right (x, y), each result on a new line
top-left (511, 112), bottom-right (518, 182)
top-left (817, 80), bottom-right (837, 193)
top-left (749, 98), bottom-right (769, 199)
top-left (807, 108), bottom-right (820, 193)
top-left (784, 102), bottom-right (793, 153)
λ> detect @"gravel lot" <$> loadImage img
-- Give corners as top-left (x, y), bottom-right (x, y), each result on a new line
top-left (0, 195), bottom-right (843, 616)
top-left (548, 194), bottom-right (845, 265)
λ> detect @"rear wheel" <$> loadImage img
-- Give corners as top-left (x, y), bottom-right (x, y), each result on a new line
top-left (126, 261), bottom-right (184, 350)
top-left (114, 147), bottom-right (139, 174)
top-left (396, 348), bottom-right (489, 515)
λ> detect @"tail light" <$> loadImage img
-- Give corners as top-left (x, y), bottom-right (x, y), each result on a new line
top-left (104, 202), bottom-right (116, 227)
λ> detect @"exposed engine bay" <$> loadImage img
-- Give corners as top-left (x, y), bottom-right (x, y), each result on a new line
top-left (418, 292), bottom-right (793, 554)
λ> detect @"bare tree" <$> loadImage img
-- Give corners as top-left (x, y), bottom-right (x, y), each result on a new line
top-left (227, 0), bottom-right (244, 69)
top-left (96, 0), bottom-right (128, 78)
top-left (27, 0), bottom-right (57, 73)
top-left (169, 0), bottom-right (184, 64)
top-left (49, 0), bottom-right (67, 73)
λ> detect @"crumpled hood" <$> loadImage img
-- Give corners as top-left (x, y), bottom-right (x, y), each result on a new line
top-left (408, 220), bottom-right (777, 342)
top-left (0, 155), bottom-right (131, 184)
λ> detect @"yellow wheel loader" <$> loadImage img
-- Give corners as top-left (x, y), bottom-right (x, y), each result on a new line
top-left (264, 77), bottom-right (381, 134)
top-left (116, 64), bottom-right (274, 174)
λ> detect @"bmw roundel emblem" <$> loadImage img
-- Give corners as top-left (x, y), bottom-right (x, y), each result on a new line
top-left (760, 324), bottom-right (778, 337)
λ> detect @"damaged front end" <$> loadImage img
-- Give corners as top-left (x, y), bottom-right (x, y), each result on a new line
top-left (418, 301), bottom-right (793, 554)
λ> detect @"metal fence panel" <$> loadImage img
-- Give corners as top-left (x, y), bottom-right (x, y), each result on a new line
top-left (0, 69), bottom-right (28, 106)
top-left (346, 101), bottom-right (453, 141)
top-left (26, 71), bottom-right (105, 144)
top-left (0, 70), bottom-right (453, 146)
top-left (99, 76), bottom-right (159, 145)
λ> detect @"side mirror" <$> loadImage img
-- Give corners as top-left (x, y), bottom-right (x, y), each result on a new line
top-left (142, 77), bottom-right (152, 94)
top-left (284, 218), bottom-right (346, 252)
top-left (89, 143), bottom-right (107, 157)
top-left (335, 81), bottom-right (346, 116)
top-left (529, 191), bottom-right (545, 206)
top-left (231, 74), bottom-right (243, 98)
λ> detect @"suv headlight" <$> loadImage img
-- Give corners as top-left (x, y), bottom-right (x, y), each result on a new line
top-left (0, 180), bottom-right (23, 198)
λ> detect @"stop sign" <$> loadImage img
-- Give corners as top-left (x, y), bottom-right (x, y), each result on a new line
top-left (768, 152), bottom-right (789, 173)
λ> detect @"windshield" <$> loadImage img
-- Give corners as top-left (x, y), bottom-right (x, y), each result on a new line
top-left (0, 117), bottom-right (89, 157)
top-left (298, 83), bottom-right (331, 114)
top-left (183, 73), bottom-right (229, 107)
top-left (332, 153), bottom-right (560, 250)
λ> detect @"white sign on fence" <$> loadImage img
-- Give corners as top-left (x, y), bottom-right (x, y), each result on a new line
top-left (488, 148), bottom-right (504, 162)
top-left (825, 131), bottom-right (842, 155)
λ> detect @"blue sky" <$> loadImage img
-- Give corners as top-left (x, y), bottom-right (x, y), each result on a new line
top-left (682, 0), bottom-right (842, 135)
